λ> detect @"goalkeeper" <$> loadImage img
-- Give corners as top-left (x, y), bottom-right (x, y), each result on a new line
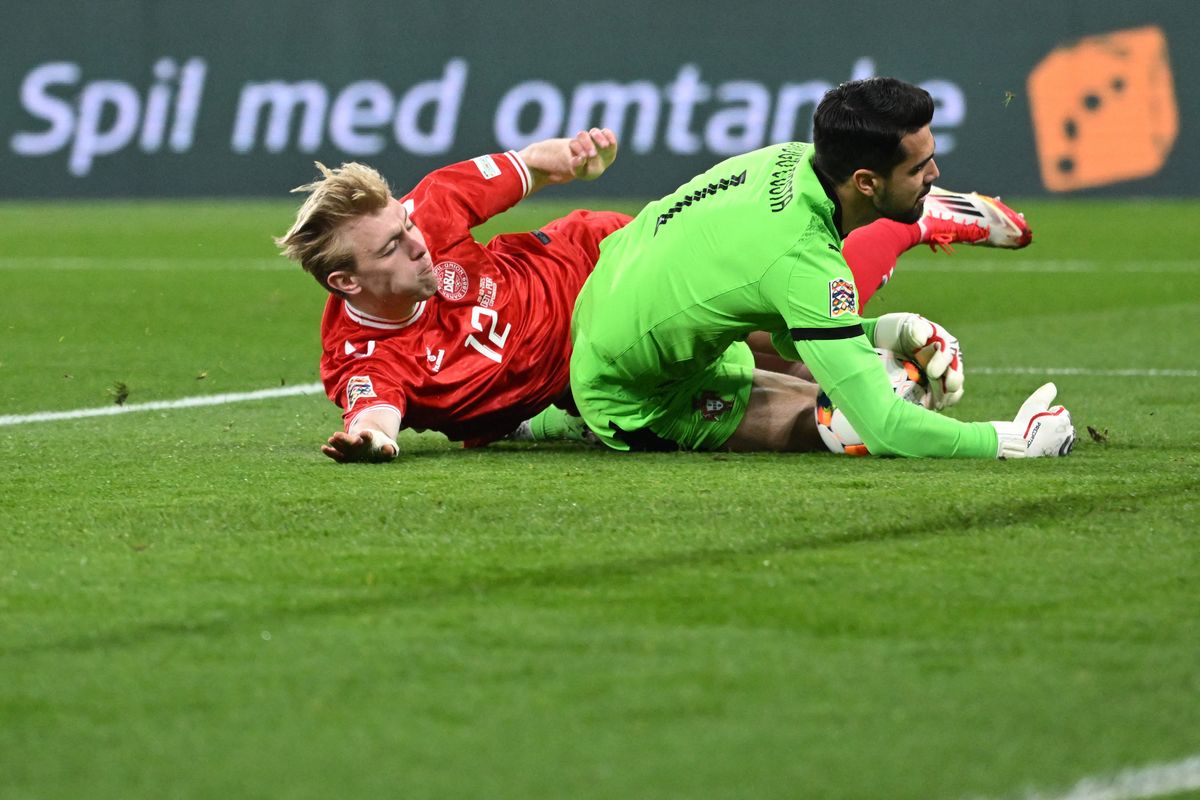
top-left (569, 77), bottom-right (1075, 459)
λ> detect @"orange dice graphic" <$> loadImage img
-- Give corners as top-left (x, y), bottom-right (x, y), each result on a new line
top-left (1027, 26), bottom-right (1178, 192)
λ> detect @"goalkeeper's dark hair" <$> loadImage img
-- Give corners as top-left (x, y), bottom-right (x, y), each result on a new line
top-left (812, 77), bottom-right (934, 183)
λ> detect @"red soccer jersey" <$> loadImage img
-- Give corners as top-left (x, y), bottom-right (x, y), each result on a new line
top-left (319, 151), bottom-right (630, 446)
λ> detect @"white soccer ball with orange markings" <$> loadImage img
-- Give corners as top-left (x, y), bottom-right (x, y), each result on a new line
top-left (815, 349), bottom-right (928, 456)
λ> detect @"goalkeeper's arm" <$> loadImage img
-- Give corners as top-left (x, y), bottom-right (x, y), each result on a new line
top-left (797, 331), bottom-right (998, 458)
top-left (797, 332), bottom-right (1075, 458)
top-left (761, 312), bottom-right (965, 409)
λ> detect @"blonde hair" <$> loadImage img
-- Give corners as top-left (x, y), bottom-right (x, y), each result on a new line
top-left (275, 162), bottom-right (392, 293)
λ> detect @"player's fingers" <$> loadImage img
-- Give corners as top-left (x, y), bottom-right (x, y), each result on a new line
top-left (1031, 382), bottom-right (1057, 407)
top-left (914, 339), bottom-right (951, 380)
top-left (321, 444), bottom-right (349, 462)
top-left (903, 317), bottom-right (934, 353)
top-left (587, 130), bottom-right (606, 159)
top-left (923, 344), bottom-right (952, 380)
top-left (1016, 382), bottom-right (1057, 421)
top-left (327, 433), bottom-right (355, 452)
top-left (928, 376), bottom-right (962, 410)
top-left (588, 127), bottom-right (610, 150)
top-left (942, 364), bottom-right (964, 393)
top-left (574, 130), bottom-right (597, 158)
top-left (926, 381), bottom-right (947, 411)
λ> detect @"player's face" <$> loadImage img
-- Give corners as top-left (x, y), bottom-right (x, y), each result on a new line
top-left (872, 126), bottom-right (939, 224)
top-left (340, 197), bottom-right (436, 304)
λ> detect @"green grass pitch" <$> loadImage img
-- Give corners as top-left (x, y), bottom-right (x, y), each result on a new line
top-left (1, 196), bottom-right (1198, 800)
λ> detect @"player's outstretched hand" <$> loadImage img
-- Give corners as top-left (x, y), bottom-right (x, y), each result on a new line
top-left (567, 127), bottom-right (618, 181)
top-left (519, 129), bottom-right (618, 189)
top-left (873, 312), bottom-right (964, 409)
top-left (989, 383), bottom-right (1076, 459)
top-left (321, 428), bottom-right (399, 463)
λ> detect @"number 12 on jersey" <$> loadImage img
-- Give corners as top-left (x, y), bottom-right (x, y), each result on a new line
top-left (464, 306), bottom-right (511, 363)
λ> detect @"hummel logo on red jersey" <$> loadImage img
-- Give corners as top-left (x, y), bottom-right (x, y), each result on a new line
top-left (344, 340), bottom-right (376, 358)
top-left (426, 347), bottom-right (445, 373)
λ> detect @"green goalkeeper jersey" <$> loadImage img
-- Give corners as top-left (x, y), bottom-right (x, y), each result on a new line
top-left (570, 142), bottom-right (999, 458)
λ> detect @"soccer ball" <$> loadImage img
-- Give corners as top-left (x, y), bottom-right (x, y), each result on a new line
top-left (815, 349), bottom-right (928, 456)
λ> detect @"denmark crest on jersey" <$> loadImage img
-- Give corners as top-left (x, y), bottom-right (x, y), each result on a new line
top-left (828, 278), bottom-right (857, 318)
top-left (433, 261), bottom-right (470, 301)
top-left (346, 375), bottom-right (377, 410)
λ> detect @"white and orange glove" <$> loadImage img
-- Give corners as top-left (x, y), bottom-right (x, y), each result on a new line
top-left (990, 383), bottom-right (1076, 459)
top-left (873, 313), bottom-right (964, 410)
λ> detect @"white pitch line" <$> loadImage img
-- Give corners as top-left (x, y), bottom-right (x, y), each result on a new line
top-left (975, 366), bottom-right (1200, 378)
top-left (1, 257), bottom-right (1198, 274)
top-left (905, 259), bottom-right (1200, 273)
top-left (0, 383), bottom-right (324, 427)
top-left (978, 754), bottom-right (1200, 800)
top-left (0, 257), bottom-right (290, 271)
top-left (0, 365), bottom-right (1196, 428)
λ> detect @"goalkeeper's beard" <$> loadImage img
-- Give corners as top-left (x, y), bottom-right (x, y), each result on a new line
top-left (873, 188), bottom-right (927, 225)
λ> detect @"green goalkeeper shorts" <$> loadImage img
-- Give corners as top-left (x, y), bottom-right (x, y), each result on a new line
top-left (572, 341), bottom-right (755, 452)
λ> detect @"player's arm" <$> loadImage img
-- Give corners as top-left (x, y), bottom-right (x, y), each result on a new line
top-left (767, 250), bottom-right (996, 457)
top-left (518, 128), bottom-right (619, 192)
top-left (757, 312), bottom-right (966, 409)
top-left (801, 335), bottom-right (1074, 459)
top-left (320, 365), bottom-right (404, 463)
top-left (405, 129), bottom-right (616, 238)
top-left (796, 332), bottom-right (998, 457)
top-left (322, 406), bottom-right (402, 463)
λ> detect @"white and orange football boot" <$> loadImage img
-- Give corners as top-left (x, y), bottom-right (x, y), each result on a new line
top-left (918, 187), bottom-right (1033, 252)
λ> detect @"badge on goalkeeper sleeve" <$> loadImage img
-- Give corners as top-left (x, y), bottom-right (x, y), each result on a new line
top-left (990, 382), bottom-right (1076, 459)
top-left (872, 313), bottom-right (964, 409)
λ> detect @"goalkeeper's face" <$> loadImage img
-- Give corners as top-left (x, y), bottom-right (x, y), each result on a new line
top-left (872, 126), bottom-right (939, 225)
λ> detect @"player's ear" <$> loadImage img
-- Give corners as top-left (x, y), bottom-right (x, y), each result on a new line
top-left (851, 168), bottom-right (882, 199)
top-left (326, 270), bottom-right (360, 295)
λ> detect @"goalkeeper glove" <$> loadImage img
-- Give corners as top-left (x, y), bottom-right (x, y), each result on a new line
top-left (873, 313), bottom-right (964, 409)
top-left (990, 383), bottom-right (1076, 459)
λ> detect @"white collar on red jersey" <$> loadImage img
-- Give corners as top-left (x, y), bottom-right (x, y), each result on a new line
top-left (344, 300), bottom-right (428, 330)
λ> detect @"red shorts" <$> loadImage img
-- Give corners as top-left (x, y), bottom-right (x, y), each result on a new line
top-left (540, 209), bottom-right (633, 260)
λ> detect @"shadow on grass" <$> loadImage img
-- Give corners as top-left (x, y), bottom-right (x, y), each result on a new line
top-left (7, 477), bottom-right (1193, 658)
